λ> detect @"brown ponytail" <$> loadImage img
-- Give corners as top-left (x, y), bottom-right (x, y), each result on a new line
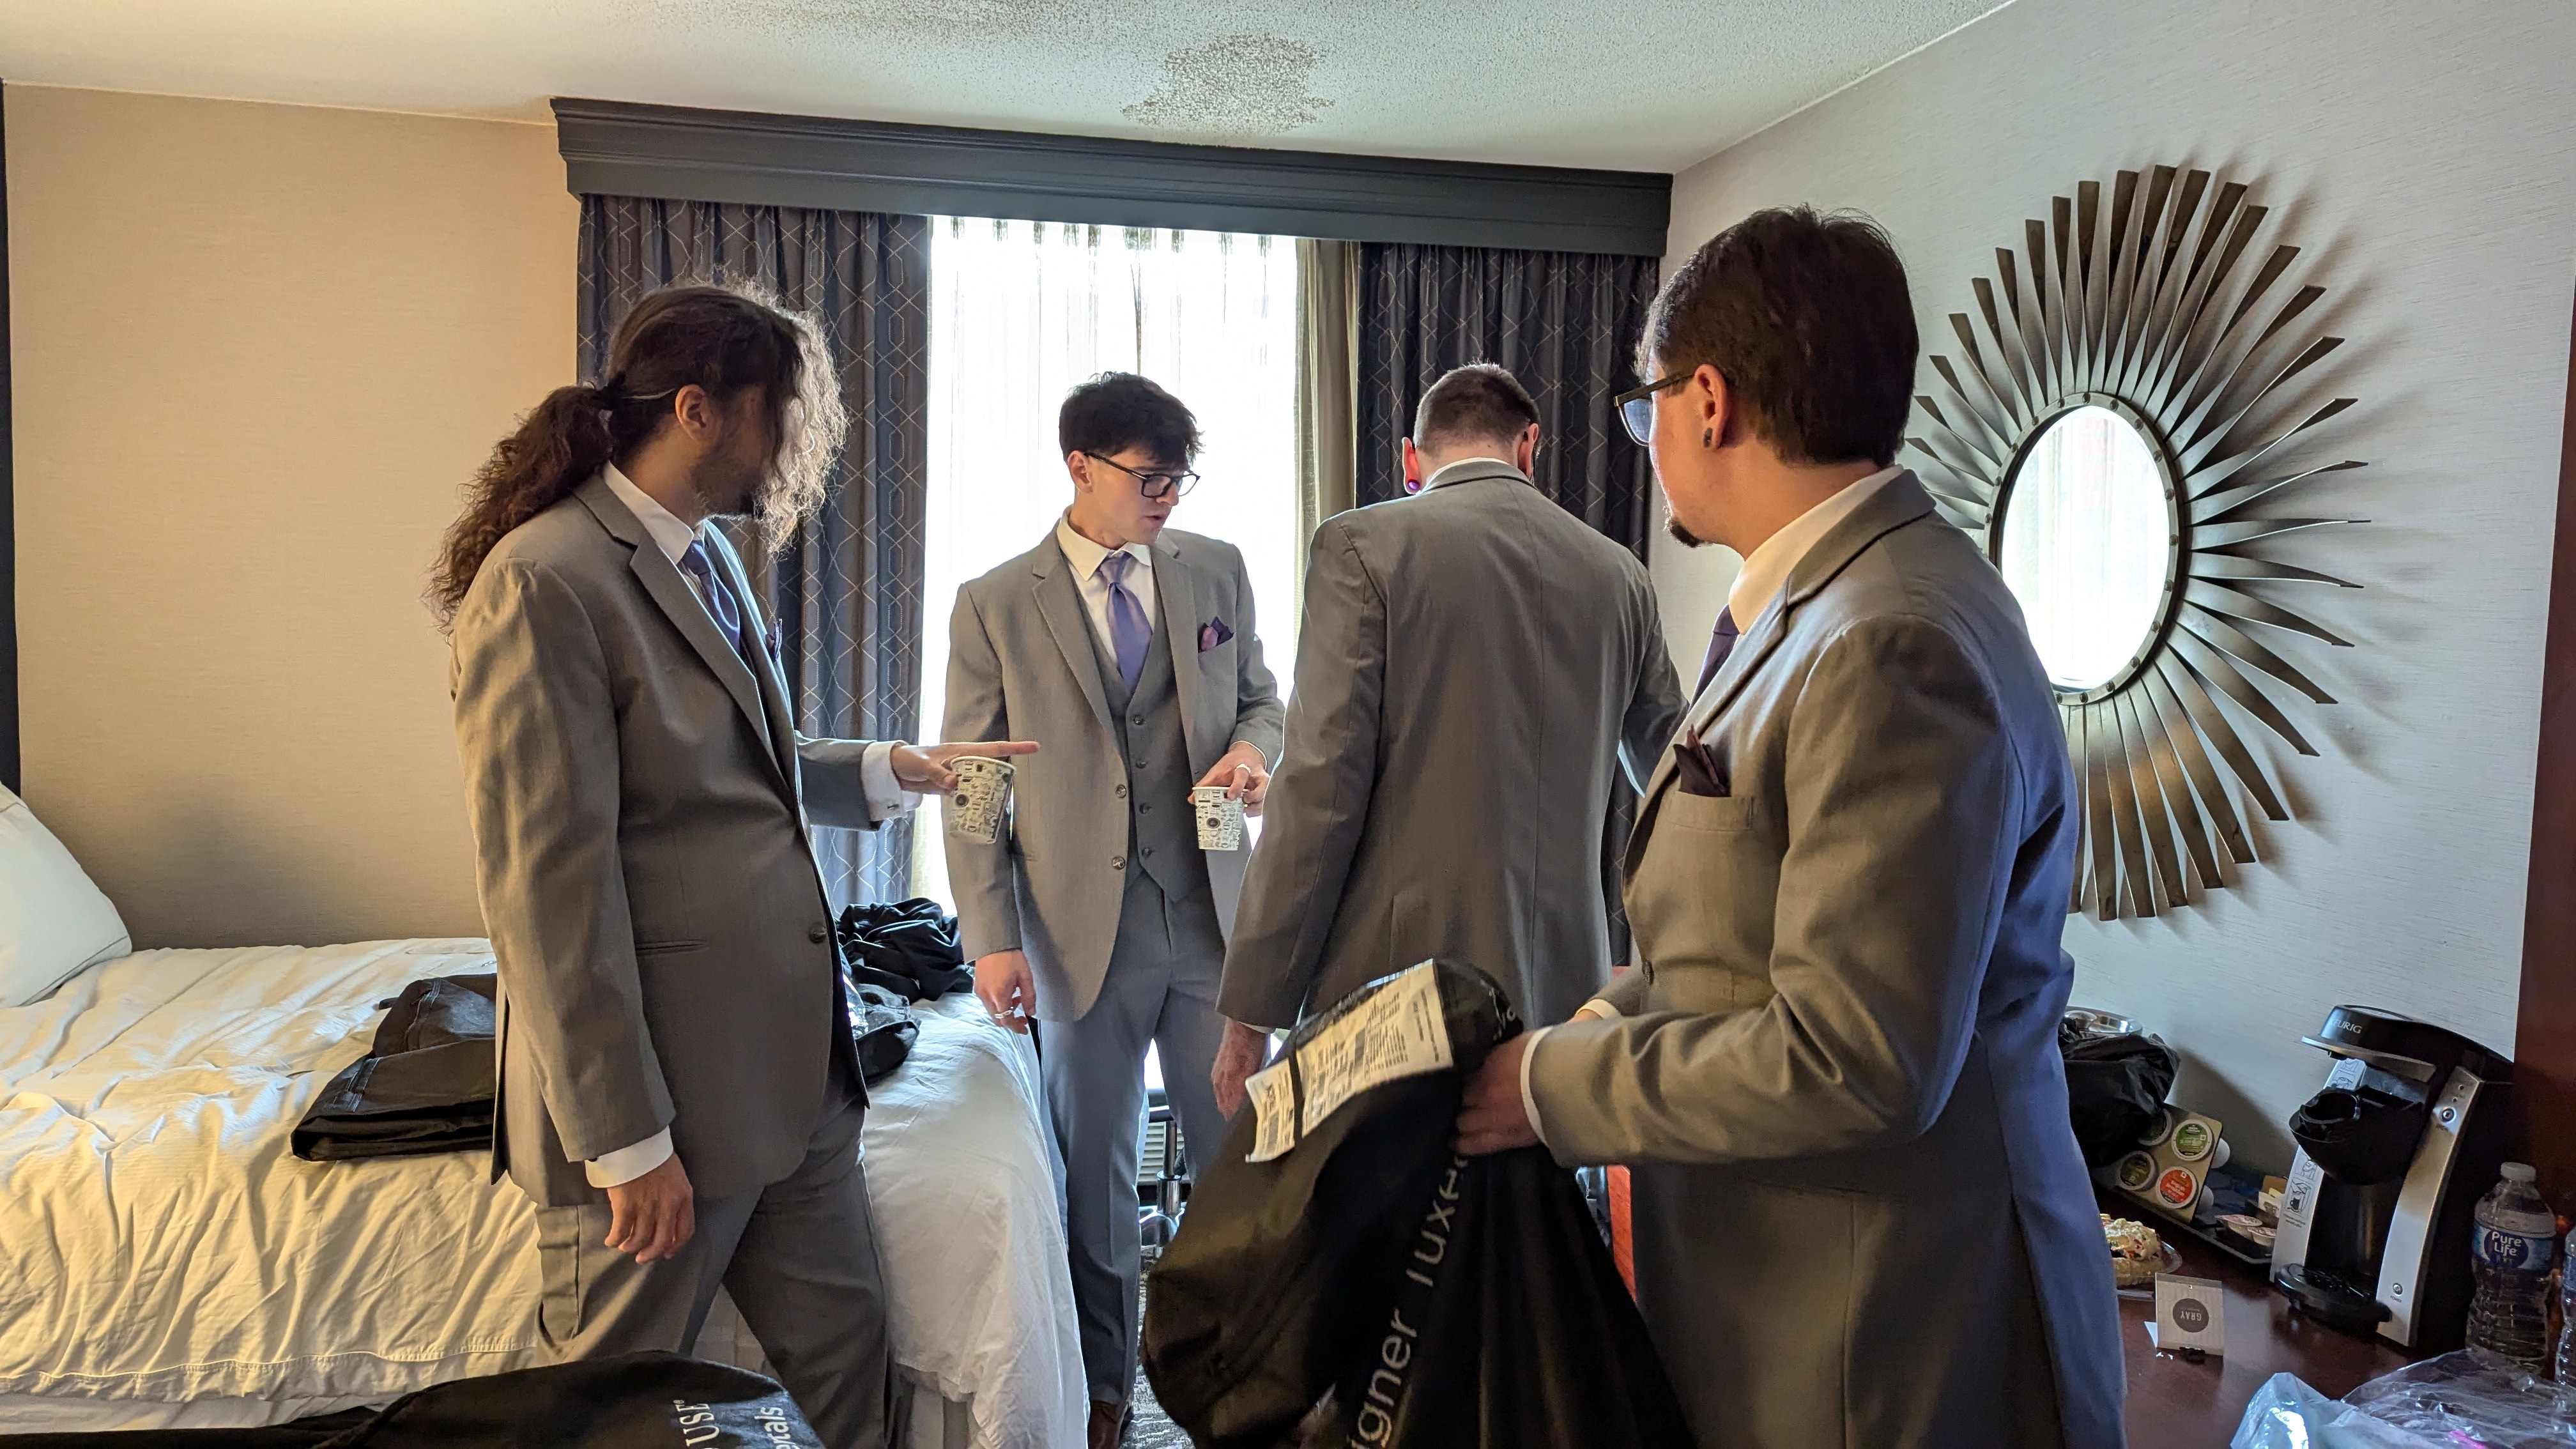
top-left (428, 284), bottom-right (846, 629)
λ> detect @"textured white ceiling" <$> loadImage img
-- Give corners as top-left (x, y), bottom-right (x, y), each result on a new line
top-left (0, 0), bottom-right (2012, 172)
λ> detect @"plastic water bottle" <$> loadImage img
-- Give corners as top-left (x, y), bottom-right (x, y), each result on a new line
top-left (2465, 1162), bottom-right (2556, 1371)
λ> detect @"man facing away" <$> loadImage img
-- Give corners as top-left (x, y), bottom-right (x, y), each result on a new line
top-left (439, 284), bottom-right (1032, 1449)
top-left (1456, 209), bottom-right (2124, 1447)
top-left (941, 372), bottom-right (1284, 1449)
top-left (1211, 362), bottom-right (1684, 1111)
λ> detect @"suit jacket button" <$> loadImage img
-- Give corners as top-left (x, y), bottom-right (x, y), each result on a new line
top-left (1115, 784), bottom-right (1128, 798)
top-left (808, 924), bottom-right (829, 944)
top-left (1112, 855), bottom-right (1127, 870)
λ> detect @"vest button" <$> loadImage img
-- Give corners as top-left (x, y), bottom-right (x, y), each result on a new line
top-left (1142, 847), bottom-right (1154, 858)
top-left (1134, 759), bottom-right (1146, 770)
top-left (808, 923), bottom-right (829, 944)
top-left (1139, 802), bottom-right (1151, 813)
top-left (1131, 714), bottom-right (1145, 726)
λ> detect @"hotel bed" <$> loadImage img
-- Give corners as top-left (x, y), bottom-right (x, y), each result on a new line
top-left (0, 937), bottom-right (1084, 1448)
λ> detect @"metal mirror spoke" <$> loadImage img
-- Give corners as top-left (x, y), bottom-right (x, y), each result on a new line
top-left (1906, 165), bottom-right (2367, 921)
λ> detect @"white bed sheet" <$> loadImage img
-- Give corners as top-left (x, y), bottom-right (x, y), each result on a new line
top-left (0, 939), bottom-right (1081, 1449)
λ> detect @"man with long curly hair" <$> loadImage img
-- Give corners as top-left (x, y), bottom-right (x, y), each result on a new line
top-left (436, 284), bottom-right (1032, 1449)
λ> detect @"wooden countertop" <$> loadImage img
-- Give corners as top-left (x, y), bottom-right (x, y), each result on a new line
top-left (2120, 1225), bottom-right (2416, 1442)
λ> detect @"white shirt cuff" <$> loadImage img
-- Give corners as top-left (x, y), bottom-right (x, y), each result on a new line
top-left (1519, 1025), bottom-right (1556, 1151)
top-left (860, 741), bottom-right (921, 822)
top-left (1580, 998), bottom-right (1622, 1020)
top-left (584, 1128), bottom-right (674, 1188)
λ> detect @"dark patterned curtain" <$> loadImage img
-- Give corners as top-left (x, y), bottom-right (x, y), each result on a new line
top-left (1354, 241), bottom-right (1660, 959)
top-left (578, 197), bottom-right (931, 908)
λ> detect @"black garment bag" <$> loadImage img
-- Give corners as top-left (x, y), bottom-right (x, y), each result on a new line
top-left (1142, 960), bottom-right (1694, 1448)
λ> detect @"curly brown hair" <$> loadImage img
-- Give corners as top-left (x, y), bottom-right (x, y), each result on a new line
top-left (427, 283), bottom-right (846, 628)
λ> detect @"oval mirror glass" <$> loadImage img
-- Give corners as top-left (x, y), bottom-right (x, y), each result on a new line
top-left (1996, 405), bottom-right (2173, 692)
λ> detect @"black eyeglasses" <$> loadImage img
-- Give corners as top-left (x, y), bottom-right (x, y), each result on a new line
top-left (1613, 371), bottom-right (1694, 444)
top-left (1083, 452), bottom-right (1200, 501)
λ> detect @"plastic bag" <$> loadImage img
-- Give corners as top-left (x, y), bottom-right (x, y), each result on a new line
top-left (2232, 1356), bottom-right (2576, 1449)
top-left (1142, 960), bottom-right (1692, 1448)
top-left (5, 1353), bottom-right (823, 1448)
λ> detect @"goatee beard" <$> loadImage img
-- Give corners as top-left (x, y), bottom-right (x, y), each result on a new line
top-left (1665, 516), bottom-right (1706, 549)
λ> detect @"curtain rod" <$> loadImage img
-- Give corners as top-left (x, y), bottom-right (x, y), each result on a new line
top-left (552, 98), bottom-right (1671, 258)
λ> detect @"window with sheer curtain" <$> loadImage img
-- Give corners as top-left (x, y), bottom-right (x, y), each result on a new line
top-left (910, 217), bottom-right (1303, 904)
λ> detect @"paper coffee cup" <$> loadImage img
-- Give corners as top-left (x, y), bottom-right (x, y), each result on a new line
top-left (947, 756), bottom-right (1014, 845)
top-left (1192, 785), bottom-right (1246, 851)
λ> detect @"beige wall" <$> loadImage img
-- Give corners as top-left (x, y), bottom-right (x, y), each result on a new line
top-left (9, 86), bottom-right (576, 947)
top-left (1653, 0), bottom-right (2576, 1170)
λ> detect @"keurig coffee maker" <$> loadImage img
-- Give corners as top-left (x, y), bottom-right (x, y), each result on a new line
top-left (2270, 1006), bottom-right (2515, 1351)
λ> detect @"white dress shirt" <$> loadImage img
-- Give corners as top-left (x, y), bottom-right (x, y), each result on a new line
top-left (1052, 513), bottom-right (1158, 657)
top-left (1517, 464), bottom-right (1907, 1141)
top-left (586, 465), bottom-right (914, 1188)
top-left (1423, 455), bottom-right (1517, 489)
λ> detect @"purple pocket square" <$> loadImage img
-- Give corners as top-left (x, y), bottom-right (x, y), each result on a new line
top-left (1199, 618), bottom-right (1234, 652)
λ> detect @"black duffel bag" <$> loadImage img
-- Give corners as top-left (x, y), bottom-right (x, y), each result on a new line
top-left (2059, 1023), bottom-right (2181, 1169)
top-left (1142, 960), bottom-right (1694, 1449)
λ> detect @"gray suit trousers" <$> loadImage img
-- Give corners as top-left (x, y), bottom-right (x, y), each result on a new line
top-left (533, 1080), bottom-right (894, 1449)
top-left (1041, 869), bottom-right (1230, 1407)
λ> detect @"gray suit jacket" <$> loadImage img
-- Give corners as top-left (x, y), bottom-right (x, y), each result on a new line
top-left (450, 476), bottom-right (882, 1208)
top-left (1218, 463), bottom-right (1685, 1030)
top-left (942, 526), bottom-right (1284, 1021)
top-left (1526, 472), bottom-right (2125, 1448)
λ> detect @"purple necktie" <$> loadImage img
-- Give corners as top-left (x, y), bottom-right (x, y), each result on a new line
top-left (1098, 551), bottom-right (1151, 691)
top-left (1694, 607), bottom-right (1740, 696)
top-left (677, 539), bottom-right (756, 669)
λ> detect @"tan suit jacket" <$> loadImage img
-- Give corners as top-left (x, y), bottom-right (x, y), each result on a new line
top-left (940, 526), bottom-right (1284, 1020)
top-left (1527, 472), bottom-right (2125, 1448)
top-left (451, 476), bottom-right (882, 1208)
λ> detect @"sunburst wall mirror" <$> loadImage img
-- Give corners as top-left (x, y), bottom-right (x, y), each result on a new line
top-left (1905, 165), bottom-right (2366, 921)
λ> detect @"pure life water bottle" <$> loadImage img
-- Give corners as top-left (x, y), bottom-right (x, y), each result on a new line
top-left (2465, 1162), bottom-right (2556, 1372)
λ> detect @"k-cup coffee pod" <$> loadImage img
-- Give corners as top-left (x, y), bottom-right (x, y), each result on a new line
top-left (2138, 1107), bottom-right (2175, 1148)
top-left (947, 756), bottom-right (1014, 845)
top-left (1192, 785), bottom-right (1246, 852)
top-left (2116, 1151), bottom-right (2157, 1193)
top-left (2155, 1166), bottom-right (2200, 1212)
top-left (2172, 1119), bottom-right (2214, 1163)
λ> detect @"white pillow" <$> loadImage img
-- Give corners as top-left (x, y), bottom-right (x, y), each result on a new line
top-left (0, 785), bottom-right (132, 1006)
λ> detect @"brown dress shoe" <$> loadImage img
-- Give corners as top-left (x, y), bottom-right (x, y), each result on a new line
top-left (1088, 1399), bottom-right (1126, 1449)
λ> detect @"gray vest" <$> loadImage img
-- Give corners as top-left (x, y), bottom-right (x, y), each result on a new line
top-left (1087, 613), bottom-right (1208, 903)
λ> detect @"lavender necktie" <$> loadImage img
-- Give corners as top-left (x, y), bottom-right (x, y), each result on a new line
top-left (1694, 607), bottom-right (1741, 696)
top-left (677, 539), bottom-right (756, 668)
top-left (1098, 551), bottom-right (1152, 691)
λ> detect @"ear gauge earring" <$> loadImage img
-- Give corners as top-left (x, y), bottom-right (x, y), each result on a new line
top-left (1702, 428), bottom-right (1714, 448)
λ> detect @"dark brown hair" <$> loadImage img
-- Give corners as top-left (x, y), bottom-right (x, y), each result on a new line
top-left (1058, 372), bottom-right (1201, 465)
top-left (428, 284), bottom-right (845, 628)
top-left (1640, 206), bottom-right (1918, 467)
top-left (1412, 363), bottom-right (1540, 451)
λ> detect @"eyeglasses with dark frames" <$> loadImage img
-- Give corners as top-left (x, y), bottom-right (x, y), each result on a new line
top-left (1613, 371), bottom-right (1696, 445)
top-left (1082, 452), bottom-right (1200, 501)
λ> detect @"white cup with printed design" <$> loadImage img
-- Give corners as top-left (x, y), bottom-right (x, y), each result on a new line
top-left (946, 756), bottom-right (1015, 845)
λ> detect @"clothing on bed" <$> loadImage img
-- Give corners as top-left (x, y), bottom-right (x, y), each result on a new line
top-left (291, 974), bottom-right (498, 1162)
top-left (837, 899), bottom-right (975, 1004)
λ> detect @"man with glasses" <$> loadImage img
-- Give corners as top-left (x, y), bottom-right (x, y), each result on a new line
top-left (1213, 363), bottom-right (1685, 1114)
top-left (940, 371), bottom-right (1283, 1449)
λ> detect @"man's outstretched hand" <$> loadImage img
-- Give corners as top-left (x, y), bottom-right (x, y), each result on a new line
top-left (891, 739), bottom-right (1039, 794)
top-left (604, 1153), bottom-right (696, 1264)
top-left (974, 949), bottom-right (1036, 1033)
